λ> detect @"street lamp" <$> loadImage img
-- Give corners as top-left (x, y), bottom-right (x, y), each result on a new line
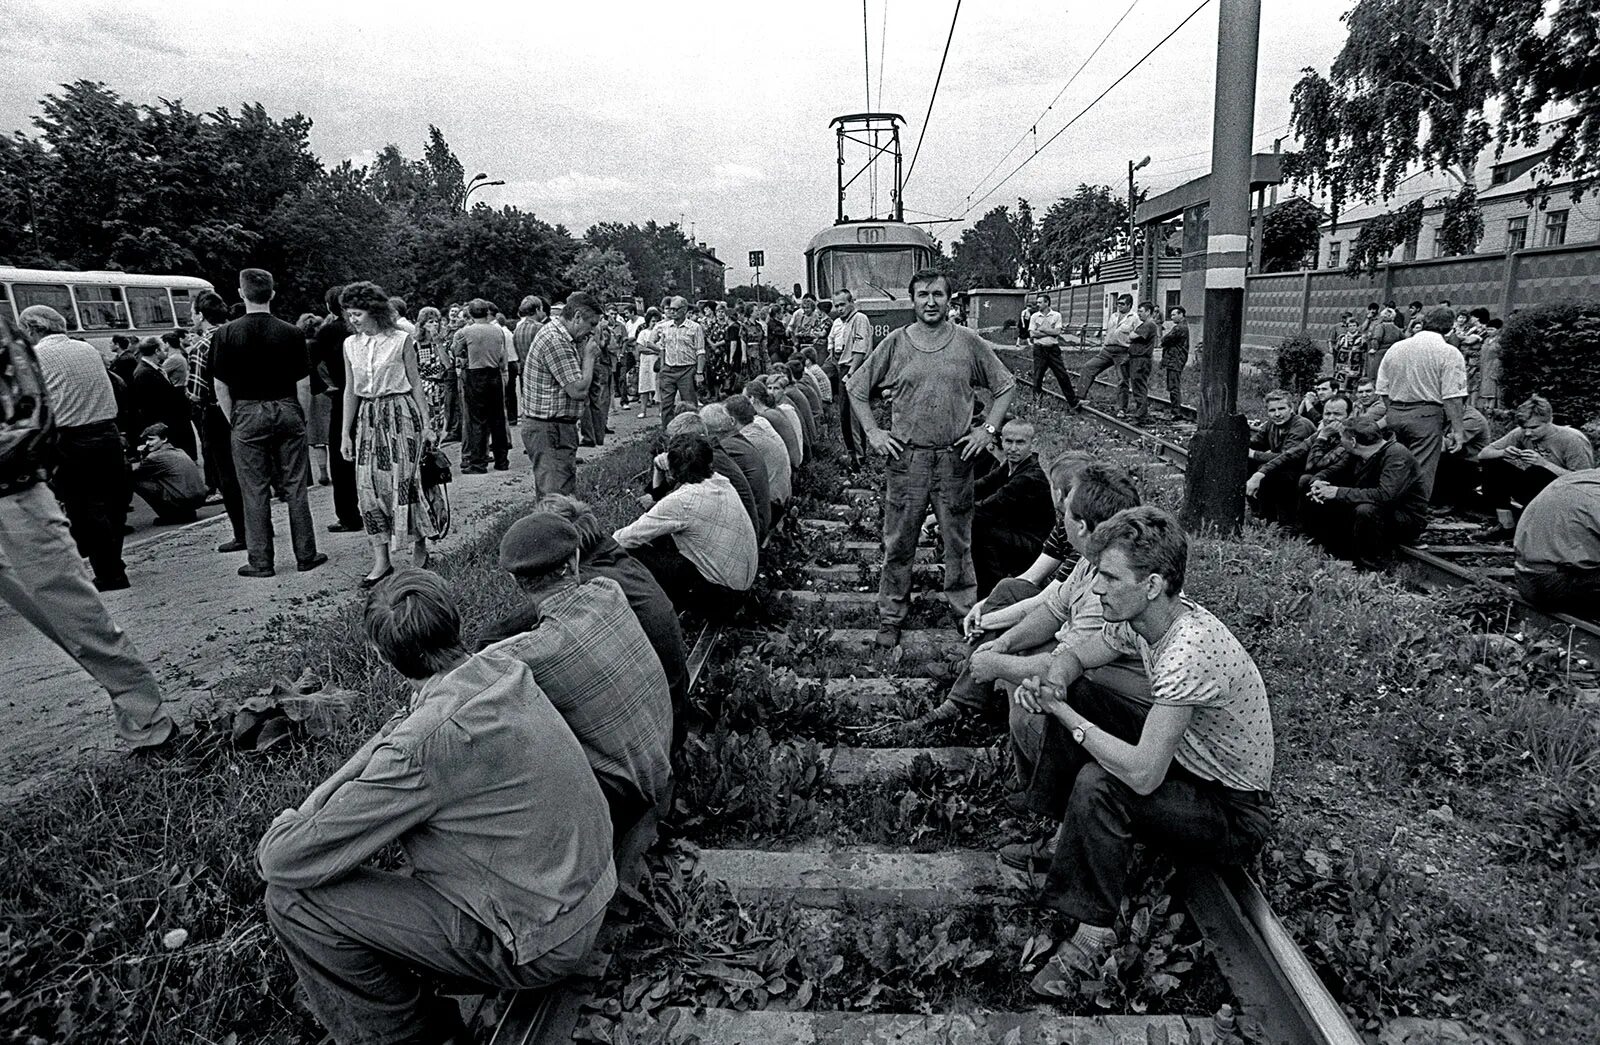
top-left (462, 172), bottom-right (505, 212)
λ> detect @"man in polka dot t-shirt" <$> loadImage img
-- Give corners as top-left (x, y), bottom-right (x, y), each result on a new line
top-left (1007, 505), bottom-right (1275, 999)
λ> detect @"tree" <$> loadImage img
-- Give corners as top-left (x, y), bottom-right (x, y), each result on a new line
top-left (950, 205), bottom-right (1025, 289)
top-left (1034, 185), bottom-right (1128, 285)
top-left (564, 246), bottom-right (634, 302)
top-left (585, 221), bottom-right (700, 304)
top-left (1260, 196), bottom-right (1325, 273)
top-left (1283, 0), bottom-right (1597, 260)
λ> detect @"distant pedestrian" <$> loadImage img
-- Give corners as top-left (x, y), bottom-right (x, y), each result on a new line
top-left (1027, 292), bottom-right (1080, 409)
top-left (1123, 301), bottom-right (1159, 422)
top-left (522, 292), bottom-right (603, 495)
top-left (579, 306), bottom-right (618, 447)
top-left (414, 306), bottom-right (451, 438)
top-left (338, 282), bottom-right (436, 588)
top-left (1375, 305), bottom-right (1467, 500)
top-left (1079, 294), bottom-right (1138, 410)
top-left (654, 296), bottom-right (705, 423)
top-left (1160, 306), bottom-right (1190, 411)
top-left (131, 336), bottom-right (197, 459)
top-left (827, 289), bottom-right (874, 465)
top-left (210, 268), bottom-right (328, 578)
top-left (635, 306), bottom-right (661, 416)
top-left (314, 287), bottom-right (364, 533)
top-left (0, 312), bottom-right (178, 750)
top-left (187, 290), bottom-right (248, 552)
top-left (451, 300), bottom-right (510, 474)
top-left (298, 314), bottom-right (332, 486)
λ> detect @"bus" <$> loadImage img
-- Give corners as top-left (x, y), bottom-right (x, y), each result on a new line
top-left (0, 267), bottom-right (215, 352)
top-left (804, 220), bottom-right (939, 345)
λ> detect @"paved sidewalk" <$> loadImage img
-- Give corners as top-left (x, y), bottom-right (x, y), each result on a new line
top-left (0, 408), bottom-right (658, 797)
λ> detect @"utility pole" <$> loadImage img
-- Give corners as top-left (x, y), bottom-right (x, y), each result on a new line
top-left (1181, 0), bottom-right (1260, 534)
top-left (1128, 156), bottom-right (1149, 299)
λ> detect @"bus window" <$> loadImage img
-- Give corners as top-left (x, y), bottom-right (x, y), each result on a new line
top-left (0, 283), bottom-right (10, 322)
top-left (74, 285), bottom-right (129, 331)
top-left (171, 288), bottom-right (195, 325)
top-left (817, 249), bottom-right (923, 303)
top-left (14, 283), bottom-right (79, 330)
top-left (128, 286), bottom-right (175, 328)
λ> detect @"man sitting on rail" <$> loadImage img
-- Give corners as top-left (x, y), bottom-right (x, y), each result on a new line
top-left (1296, 375), bottom-right (1338, 424)
top-left (1513, 467), bottom-right (1600, 613)
top-left (725, 392), bottom-right (791, 517)
top-left (481, 515), bottom-right (673, 837)
top-left (258, 569), bottom-right (614, 1045)
top-left (649, 411), bottom-right (762, 543)
top-left (1478, 395), bottom-right (1595, 531)
top-left (1298, 416), bottom-right (1428, 570)
top-left (1297, 393), bottom-right (1353, 488)
top-left (768, 370), bottom-right (817, 460)
top-left (613, 433), bottom-right (759, 607)
top-left (745, 378), bottom-right (803, 468)
top-left (1006, 506), bottom-right (1274, 997)
top-left (968, 418), bottom-right (1055, 597)
top-left (1354, 378), bottom-right (1387, 426)
top-left (1244, 390), bottom-right (1316, 524)
top-left (702, 402), bottom-right (771, 541)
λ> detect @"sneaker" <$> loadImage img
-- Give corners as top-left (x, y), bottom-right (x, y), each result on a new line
top-left (998, 836), bottom-right (1056, 874)
top-left (217, 539), bottom-right (247, 553)
top-left (297, 552), bottom-right (329, 573)
top-left (874, 624), bottom-right (901, 649)
top-left (238, 564), bottom-right (276, 578)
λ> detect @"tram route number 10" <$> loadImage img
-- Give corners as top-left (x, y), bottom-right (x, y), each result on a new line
top-left (748, 250), bottom-right (764, 268)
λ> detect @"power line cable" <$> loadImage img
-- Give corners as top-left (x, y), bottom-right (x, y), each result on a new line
top-left (902, 0), bottom-right (962, 192)
top-left (960, 0), bottom-right (1142, 209)
top-left (942, 0), bottom-right (1213, 227)
top-left (877, 0), bottom-right (889, 111)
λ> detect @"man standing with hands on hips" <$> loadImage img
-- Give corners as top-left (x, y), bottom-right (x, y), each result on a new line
top-left (654, 296), bottom-right (704, 425)
top-left (848, 269), bottom-right (1016, 649)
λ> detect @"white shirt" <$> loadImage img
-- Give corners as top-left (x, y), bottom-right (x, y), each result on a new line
top-left (501, 326), bottom-right (518, 365)
top-left (1375, 330), bottom-right (1468, 404)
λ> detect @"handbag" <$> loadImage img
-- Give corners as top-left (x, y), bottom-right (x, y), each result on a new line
top-left (420, 444), bottom-right (453, 538)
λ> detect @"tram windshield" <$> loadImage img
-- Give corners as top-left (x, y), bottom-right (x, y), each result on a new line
top-left (815, 248), bottom-right (923, 303)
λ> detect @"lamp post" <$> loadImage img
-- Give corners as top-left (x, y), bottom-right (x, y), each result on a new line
top-left (462, 172), bottom-right (504, 212)
top-left (1128, 155), bottom-right (1151, 296)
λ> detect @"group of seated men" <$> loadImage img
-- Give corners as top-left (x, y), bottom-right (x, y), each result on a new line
top-left (252, 358), bottom-right (840, 1045)
top-left (907, 455), bottom-right (1275, 996)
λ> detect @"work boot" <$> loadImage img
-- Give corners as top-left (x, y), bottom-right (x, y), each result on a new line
top-left (998, 835), bottom-right (1056, 874)
top-left (902, 698), bottom-right (962, 733)
top-left (875, 623), bottom-right (901, 649)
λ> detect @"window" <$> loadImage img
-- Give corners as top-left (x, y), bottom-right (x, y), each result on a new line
top-left (127, 286), bottom-right (174, 328)
top-left (73, 285), bottom-right (129, 330)
top-left (1506, 215), bottom-right (1528, 252)
top-left (1543, 209), bottom-right (1568, 247)
top-left (0, 283), bottom-right (10, 322)
top-left (1403, 234), bottom-right (1419, 262)
top-left (815, 248), bottom-right (924, 302)
top-left (13, 283), bottom-right (78, 330)
top-left (1326, 241), bottom-right (1341, 268)
top-left (171, 288), bottom-right (195, 325)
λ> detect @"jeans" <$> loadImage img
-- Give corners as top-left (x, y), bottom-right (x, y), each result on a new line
top-left (232, 398), bottom-right (318, 570)
top-left (462, 368), bottom-right (508, 470)
top-left (265, 870), bottom-right (603, 1045)
top-left (1030, 346), bottom-right (1079, 406)
top-left (1297, 485), bottom-right (1425, 567)
top-left (203, 403), bottom-right (247, 541)
top-left (1384, 401), bottom-right (1445, 499)
top-left (880, 447), bottom-right (976, 626)
top-left (581, 363), bottom-right (613, 446)
top-left (947, 577), bottom-right (1042, 713)
top-left (520, 418), bottom-right (578, 497)
top-left (1124, 355), bottom-right (1152, 420)
top-left (1019, 680), bottom-right (1272, 927)
top-left (48, 420), bottom-right (130, 586)
top-left (1079, 348), bottom-right (1128, 408)
top-left (324, 391), bottom-right (362, 528)
top-left (0, 482), bottom-right (175, 747)
top-left (657, 363), bottom-right (698, 426)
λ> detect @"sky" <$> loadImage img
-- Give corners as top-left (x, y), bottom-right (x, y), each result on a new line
top-left (3, 0), bottom-right (1355, 289)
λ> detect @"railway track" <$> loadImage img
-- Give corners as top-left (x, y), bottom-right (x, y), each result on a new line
top-left (491, 449), bottom-right (1364, 1045)
top-left (1050, 368), bottom-right (1600, 658)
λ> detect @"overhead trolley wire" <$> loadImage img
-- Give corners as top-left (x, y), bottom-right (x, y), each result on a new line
top-left (901, 0), bottom-right (962, 192)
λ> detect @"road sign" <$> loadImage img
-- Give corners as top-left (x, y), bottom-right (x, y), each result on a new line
top-left (748, 250), bottom-right (764, 269)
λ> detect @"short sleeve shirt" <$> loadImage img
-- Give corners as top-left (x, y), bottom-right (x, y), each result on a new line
top-left (524, 320), bottom-right (584, 420)
top-left (210, 314), bottom-right (309, 402)
top-left (1102, 600), bottom-right (1274, 792)
top-left (1487, 424), bottom-right (1595, 472)
top-left (1043, 558), bottom-right (1149, 700)
top-left (1037, 520), bottom-right (1081, 582)
top-left (846, 325), bottom-right (1016, 447)
top-left (1375, 331), bottom-right (1468, 403)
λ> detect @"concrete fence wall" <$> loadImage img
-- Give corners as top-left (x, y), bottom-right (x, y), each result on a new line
top-left (1242, 242), bottom-right (1600, 351)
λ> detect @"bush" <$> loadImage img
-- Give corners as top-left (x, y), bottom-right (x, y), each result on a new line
top-left (1275, 333), bottom-right (1325, 394)
top-left (1498, 301), bottom-right (1600, 428)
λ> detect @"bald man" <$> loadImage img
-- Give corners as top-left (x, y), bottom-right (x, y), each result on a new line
top-left (971, 419), bottom-right (1054, 596)
top-left (654, 297), bottom-right (705, 426)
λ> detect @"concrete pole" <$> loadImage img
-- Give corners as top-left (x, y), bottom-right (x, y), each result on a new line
top-left (1180, 0), bottom-right (1261, 535)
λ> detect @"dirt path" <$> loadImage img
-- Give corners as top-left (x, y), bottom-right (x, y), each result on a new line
top-left (0, 411), bottom-right (655, 799)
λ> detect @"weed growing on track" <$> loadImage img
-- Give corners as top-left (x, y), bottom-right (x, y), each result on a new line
top-left (0, 438), bottom-right (656, 1044)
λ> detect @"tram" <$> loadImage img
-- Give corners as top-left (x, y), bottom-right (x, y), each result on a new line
top-left (803, 114), bottom-right (938, 345)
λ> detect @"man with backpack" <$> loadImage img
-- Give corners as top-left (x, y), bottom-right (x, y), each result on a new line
top-left (0, 312), bottom-right (178, 751)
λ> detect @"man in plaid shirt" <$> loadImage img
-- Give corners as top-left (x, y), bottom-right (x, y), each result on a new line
top-left (520, 292), bottom-right (602, 496)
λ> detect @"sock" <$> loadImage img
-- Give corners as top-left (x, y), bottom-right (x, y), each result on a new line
top-left (1072, 923), bottom-right (1116, 954)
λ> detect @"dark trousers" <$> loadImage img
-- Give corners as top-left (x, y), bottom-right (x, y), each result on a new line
top-left (581, 364), bottom-right (613, 446)
top-left (231, 399), bottom-right (318, 570)
top-left (881, 447), bottom-right (976, 626)
top-left (195, 401), bottom-right (219, 491)
top-left (1517, 566), bottom-right (1600, 615)
top-left (462, 368), bottom-right (508, 470)
top-left (947, 577), bottom-right (1043, 713)
top-left (324, 391), bottom-right (361, 527)
top-left (520, 419), bottom-right (578, 496)
top-left (1247, 469), bottom-right (1301, 526)
top-left (1481, 457), bottom-right (1556, 513)
top-left (134, 482), bottom-right (203, 523)
top-left (630, 534), bottom-right (726, 609)
top-left (1019, 679), bottom-right (1272, 927)
top-left (1031, 346), bottom-right (1080, 406)
top-left (1164, 366), bottom-right (1184, 410)
top-left (657, 364), bottom-right (698, 427)
top-left (1434, 452), bottom-right (1482, 511)
top-left (1385, 401), bottom-right (1445, 500)
top-left (825, 362), bottom-right (862, 461)
top-left (504, 362), bottom-right (519, 428)
top-left (203, 404), bottom-right (246, 542)
top-left (443, 371), bottom-right (462, 441)
top-left (1124, 355), bottom-right (1152, 420)
top-left (974, 527), bottom-right (1046, 599)
top-left (49, 421), bottom-right (130, 586)
top-left (1297, 483), bottom-right (1424, 567)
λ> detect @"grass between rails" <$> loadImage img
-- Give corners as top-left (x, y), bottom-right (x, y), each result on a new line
top-left (0, 436), bottom-right (658, 1045)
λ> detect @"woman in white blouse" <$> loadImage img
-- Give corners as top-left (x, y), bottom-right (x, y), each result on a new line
top-left (339, 282), bottom-right (435, 587)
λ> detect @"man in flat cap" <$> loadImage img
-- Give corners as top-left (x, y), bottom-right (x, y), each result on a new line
top-left (479, 515), bottom-right (674, 836)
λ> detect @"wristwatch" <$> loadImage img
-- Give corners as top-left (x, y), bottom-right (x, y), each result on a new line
top-left (983, 423), bottom-right (997, 438)
top-left (1071, 722), bottom-right (1095, 745)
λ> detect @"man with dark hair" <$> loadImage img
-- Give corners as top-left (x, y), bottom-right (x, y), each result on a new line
top-left (1078, 293), bottom-right (1139, 411)
top-left (313, 285), bottom-right (363, 533)
top-left (131, 423), bottom-right (207, 523)
top-left (700, 403), bottom-right (770, 540)
top-left (578, 303), bottom-right (619, 448)
top-left (1514, 468), bottom-right (1600, 613)
top-left (1010, 506), bottom-right (1273, 996)
top-left (1245, 391), bottom-right (1316, 524)
top-left (19, 304), bottom-right (134, 590)
top-left (258, 568), bottom-right (615, 1045)
top-left (211, 269), bottom-right (327, 578)
top-left (1296, 375), bottom-right (1337, 424)
top-left (1375, 304), bottom-right (1467, 499)
top-left (1477, 395), bottom-right (1595, 529)
top-left (725, 392), bottom-right (790, 509)
top-left (485, 516), bottom-right (673, 837)
top-left (1027, 292), bottom-right (1079, 409)
top-left (1299, 416), bottom-right (1428, 568)
top-left (1160, 306), bottom-right (1189, 412)
top-left (612, 433), bottom-right (758, 604)
top-left (1123, 301), bottom-right (1159, 422)
top-left (848, 268), bottom-right (1016, 647)
top-left (745, 378), bottom-right (802, 467)
top-left (522, 292), bottom-right (602, 495)
top-left (131, 337), bottom-right (197, 459)
top-left (452, 300), bottom-right (510, 474)
top-left (188, 289), bottom-right (249, 550)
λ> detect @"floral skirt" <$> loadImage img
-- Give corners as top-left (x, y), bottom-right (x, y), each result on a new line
top-left (356, 392), bottom-right (436, 548)
top-left (423, 376), bottom-right (451, 436)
